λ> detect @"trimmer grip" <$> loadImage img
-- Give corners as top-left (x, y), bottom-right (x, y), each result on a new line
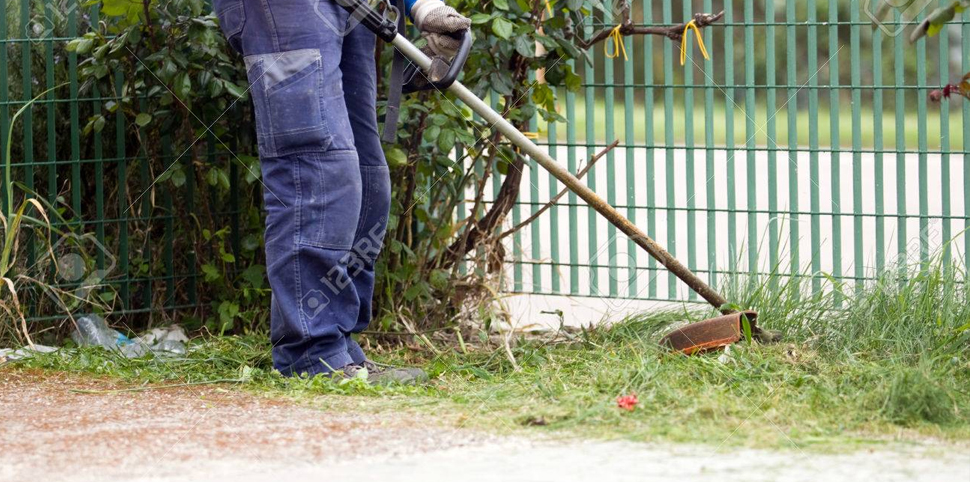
top-left (402, 30), bottom-right (472, 93)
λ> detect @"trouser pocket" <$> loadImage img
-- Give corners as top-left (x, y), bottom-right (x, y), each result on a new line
top-left (245, 49), bottom-right (332, 158)
top-left (214, 0), bottom-right (245, 54)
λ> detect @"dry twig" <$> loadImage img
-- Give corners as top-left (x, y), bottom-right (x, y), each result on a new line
top-left (498, 139), bottom-right (619, 240)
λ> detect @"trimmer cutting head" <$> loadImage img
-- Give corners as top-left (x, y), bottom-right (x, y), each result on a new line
top-left (660, 311), bottom-right (759, 355)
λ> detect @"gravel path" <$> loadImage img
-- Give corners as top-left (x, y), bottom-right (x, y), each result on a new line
top-left (2, 369), bottom-right (967, 482)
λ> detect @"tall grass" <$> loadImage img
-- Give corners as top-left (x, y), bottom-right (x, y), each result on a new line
top-left (0, 85), bottom-right (66, 344)
top-left (716, 252), bottom-right (969, 362)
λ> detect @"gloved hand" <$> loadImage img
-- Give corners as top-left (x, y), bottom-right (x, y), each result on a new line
top-left (411, 0), bottom-right (470, 59)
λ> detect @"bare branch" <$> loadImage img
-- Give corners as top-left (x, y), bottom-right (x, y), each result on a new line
top-left (572, 2), bottom-right (724, 50)
top-left (497, 139), bottom-right (619, 240)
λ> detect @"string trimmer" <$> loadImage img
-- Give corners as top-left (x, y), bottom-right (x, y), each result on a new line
top-left (338, 0), bottom-right (763, 354)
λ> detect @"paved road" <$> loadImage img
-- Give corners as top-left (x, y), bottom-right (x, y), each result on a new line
top-left (2, 369), bottom-right (968, 482)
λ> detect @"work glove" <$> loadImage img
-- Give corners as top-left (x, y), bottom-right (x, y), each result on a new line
top-left (411, 0), bottom-right (470, 59)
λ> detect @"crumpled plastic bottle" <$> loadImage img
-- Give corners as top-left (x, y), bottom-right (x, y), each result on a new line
top-left (70, 314), bottom-right (132, 348)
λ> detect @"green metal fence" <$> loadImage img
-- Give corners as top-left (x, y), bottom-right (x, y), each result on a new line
top-left (3, 0), bottom-right (969, 322)
top-left (509, 0), bottom-right (970, 303)
top-left (2, 0), bottom-right (249, 323)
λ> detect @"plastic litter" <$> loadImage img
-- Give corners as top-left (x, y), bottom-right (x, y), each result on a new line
top-left (0, 344), bottom-right (58, 363)
top-left (71, 314), bottom-right (132, 348)
top-left (1, 315), bottom-right (188, 363)
top-left (70, 314), bottom-right (188, 358)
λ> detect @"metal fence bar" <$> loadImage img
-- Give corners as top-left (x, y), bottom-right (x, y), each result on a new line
top-left (0, 0), bottom-right (8, 216)
top-left (604, 7), bottom-right (618, 298)
top-left (20, 0), bottom-right (35, 276)
top-left (829, 2), bottom-right (843, 305)
top-left (45, 0), bottom-right (57, 207)
top-left (548, 94), bottom-right (560, 293)
top-left (917, 8), bottom-right (930, 268)
top-left (642, 1), bottom-right (657, 298)
top-left (69, 0), bottom-right (81, 219)
top-left (623, 31), bottom-right (636, 298)
top-left (808, 0), bottom-right (822, 293)
top-left (662, 0), bottom-right (675, 299)
top-left (723, 0), bottom-right (737, 278)
top-left (91, 5), bottom-right (105, 270)
top-left (965, 4), bottom-right (970, 271)
top-left (585, 16), bottom-right (599, 297)
top-left (566, 59), bottom-right (579, 295)
top-left (850, 3), bottom-right (864, 292)
top-left (939, 0), bottom-right (951, 268)
top-left (743, 0), bottom-right (756, 281)
top-left (529, 74), bottom-right (540, 293)
top-left (873, 17), bottom-right (886, 274)
top-left (894, 8), bottom-right (908, 273)
top-left (703, 0), bottom-right (716, 293)
top-left (786, 0), bottom-right (799, 281)
top-left (113, 70), bottom-right (129, 309)
top-left (765, 0), bottom-right (778, 288)
top-left (682, 0), bottom-right (696, 300)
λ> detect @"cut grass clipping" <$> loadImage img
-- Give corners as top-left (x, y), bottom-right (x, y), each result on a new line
top-left (9, 252), bottom-right (970, 449)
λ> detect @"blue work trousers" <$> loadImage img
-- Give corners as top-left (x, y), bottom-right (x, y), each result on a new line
top-left (214, 0), bottom-right (390, 375)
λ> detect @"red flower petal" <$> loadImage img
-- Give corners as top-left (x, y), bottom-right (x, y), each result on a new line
top-left (616, 394), bottom-right (638, 411)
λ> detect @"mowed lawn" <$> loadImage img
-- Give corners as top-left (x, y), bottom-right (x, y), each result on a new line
top-left (535, 99), bottom-right (967, 150)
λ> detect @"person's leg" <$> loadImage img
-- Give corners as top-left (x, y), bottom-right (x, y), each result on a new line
top-left (215, 0), bottom-right (364, 376)
top-left (337, 22), bottom-right (392, 365)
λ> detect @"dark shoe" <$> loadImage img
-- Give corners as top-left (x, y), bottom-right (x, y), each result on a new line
top-left (333, 363), bottom-right (365, 380)
top-left (361, 360), bottom-right (429, 385)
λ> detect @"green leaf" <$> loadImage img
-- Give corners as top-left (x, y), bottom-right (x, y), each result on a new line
top-left (514, 35), bottom-right (535, 58)
top-left (470, 13), bottom-right (495, 24)
top-left (437, 129), bottom-right (456, 152)
top-left (564, 68), bottom-right (582, 92)
top-left (423, 125), bottom-right (441, 143)
top-left (102, 0), bottom-right (133, 16)
top-left (429, 269), bottom-right (450, 290)
top-left (223, 81), bottom-right (247, 99)
top-left (492, 18), bottom-right (514, 40)
top-left (242, 234), bottom-right (260, 252)
top-left (134, 113), bottom-right (153, 127)
top-left (176, 73), bottom-right (192, 99)
top-left (741, 313), bottom-right (754, 343)
top-left (170, 167), bottom-right (186, 187)
top-left (493, 0), bottom-right (509, 10)
top-left (201, 264), bottom-right (221, 282)
top-left (404, 282), bottom-right (428, 301)
top-left (384, 147), bottom-right (408, 168)
top-left (240, 264), bottom-right (265, 289)
top-left (206, 169), bottom-right (217, 186)
top-left (93, 115), bottom-right (106, 133)
top-left (555, 36), bottom-right (586, 61)
top-left (72, 38), bottom-right (95, 54)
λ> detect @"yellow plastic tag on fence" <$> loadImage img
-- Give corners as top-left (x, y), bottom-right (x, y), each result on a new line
top-left (604, 25), bottom-right (628, 61)
top-left (680, 19), bottom-right (710, 66)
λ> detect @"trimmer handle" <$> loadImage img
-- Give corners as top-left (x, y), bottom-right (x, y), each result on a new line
top-left (402, 30), bottom-right (472, 93)
top-left (335, 0), bottom-right (399, 42)
top-left (335, 0), bottom-right (471, 93)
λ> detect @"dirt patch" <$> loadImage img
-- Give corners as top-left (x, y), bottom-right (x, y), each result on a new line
top-left (0, 369), bottom-right (488, 481)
